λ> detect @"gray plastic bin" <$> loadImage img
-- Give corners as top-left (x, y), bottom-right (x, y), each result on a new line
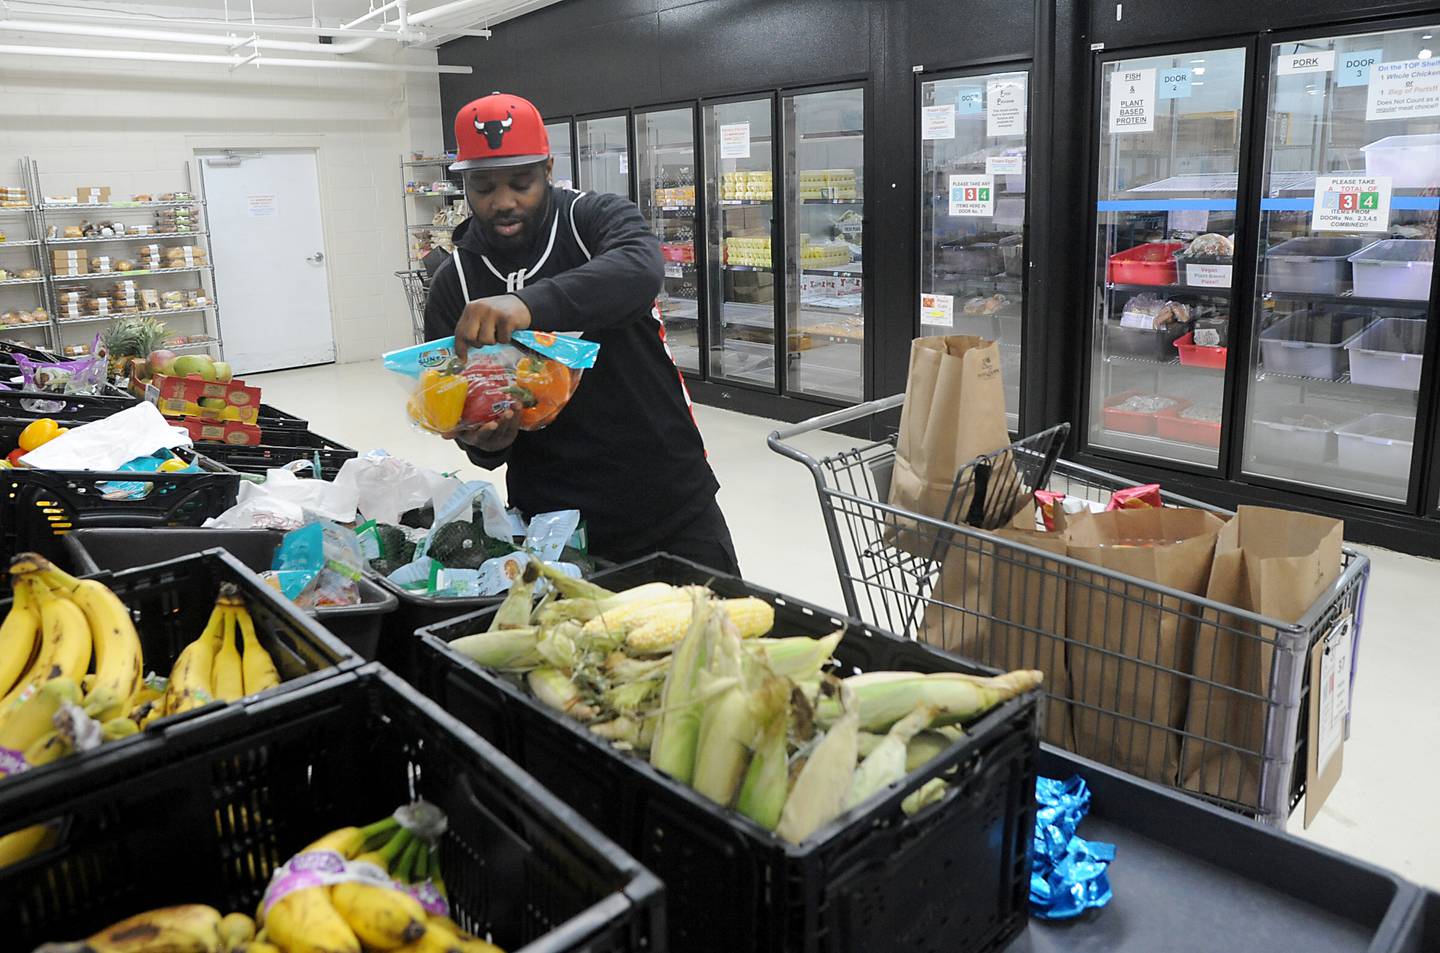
top-left (1348, 239), bottom-right (1435, 301)
top-left (1264, 236), bottom-right (1371, 294)
top-left (1259, 310), bottom-right (1369, 379)
top-left (1346, 317), bottom-right (1426, 390)
top-left (1250, 403), bottom-right (1359, 466)
top-left (1335, 413), bottom-right (1415, 477)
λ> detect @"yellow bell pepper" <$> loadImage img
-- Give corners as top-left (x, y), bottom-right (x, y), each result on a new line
top-left (410, 368), bottom-right (468, 433)
top-left (18, 418), bottom-right (62, 452)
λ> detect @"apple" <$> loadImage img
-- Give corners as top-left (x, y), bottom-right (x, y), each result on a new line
top-left (210, 361), bottom-right (233, 384)
top-left (147, 349), bottom-right (177, 376)
top-left (171, 354), bottom-right (216, 381)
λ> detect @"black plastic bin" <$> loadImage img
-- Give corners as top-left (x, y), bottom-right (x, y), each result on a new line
top-left (63, 528), bottom-right (398, 660)
top-left (197, 429), bottom-right (358, 480)
top-left (375, 576), bottom-right (503, 686)
top-left (0, 389), bottom-right (137, 421)
top-left (0, 549), bottom-right (357, 801)
top-left (1016, 747), bottom-right (1419, 953)
top-left (419, 553), bottom-right (1040, 953)
top-left (0, 665), bottom-right (664, 953)
top-left (1108, 317), bottom-right (1191, 361)
top-left (1388, 890), bottom-right (1438, 953)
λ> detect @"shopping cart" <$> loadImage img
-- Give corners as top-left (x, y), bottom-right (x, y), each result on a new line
top-left (396, 268), bottom-right (430, 344)
top-left (768, 394), bottom-right (1370, 826)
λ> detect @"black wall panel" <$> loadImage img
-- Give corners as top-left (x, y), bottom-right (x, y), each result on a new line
top-left (905, 0), bottom-right (1033, 69)
top-left (1087, 0), bottom-right (1439, 47)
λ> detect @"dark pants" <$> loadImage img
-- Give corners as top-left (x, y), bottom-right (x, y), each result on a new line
top-left (600, 496), bottom-right (741, 577)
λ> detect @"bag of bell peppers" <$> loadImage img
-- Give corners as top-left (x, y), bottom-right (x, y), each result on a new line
top-left (383, 331), bottom-right (600, 436)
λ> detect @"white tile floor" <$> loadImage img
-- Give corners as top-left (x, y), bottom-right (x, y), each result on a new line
top-left (256, 360), bottom-right (1440, 889)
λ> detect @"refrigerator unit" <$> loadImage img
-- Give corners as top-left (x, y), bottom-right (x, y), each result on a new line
top-left (637, 106), bottom-right (701, 374)
top-left (545, 119), bottom-right (575, 190)
top-left (577, 113), bottom-right (632, 199)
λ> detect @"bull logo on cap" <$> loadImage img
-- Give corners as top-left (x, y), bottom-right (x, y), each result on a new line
top-left (473, 109), bottom-right (514, 150)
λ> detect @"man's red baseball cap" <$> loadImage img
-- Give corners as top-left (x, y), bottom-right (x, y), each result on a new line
top-left (451, 92), bottom-right (550, 171)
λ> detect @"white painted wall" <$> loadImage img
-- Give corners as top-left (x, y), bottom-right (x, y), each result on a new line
top-left (0, 20), bottom-right (448, 363)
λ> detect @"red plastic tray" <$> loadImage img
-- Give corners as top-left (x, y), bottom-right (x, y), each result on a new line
top-left (1175, 332), bottom-right (1229, 369)
top-left (1107, 241), bottom-right (1185, 285)
top-left (1156, 411), bottom-right (1222, 449)
top-left (1101, 390), bottom-right (1190, 436)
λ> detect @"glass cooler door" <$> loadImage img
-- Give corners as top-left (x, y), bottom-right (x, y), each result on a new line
top-left (637, 106), bottom-right (701, 374)
top-left (920, 69), bottom-right (1030, 430)
top-left (1242, 25), bottom-right (1439, 504)
top-left (781, 86), bottom-right (866, 403)
top-left (545, 120), bottom-right (575, 190)
top-left (704, 97), bottom-right (778, 389)
top-left (577, 114), bottom-right (632, 199)
top-left (1087, 47), bottom-right (1249, 468)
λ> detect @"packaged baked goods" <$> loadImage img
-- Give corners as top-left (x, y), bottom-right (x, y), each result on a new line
top-left (17, 268), bottom-right (41, 280)
top-left (62, 225), bottom-right (83, 239)
top-left (385, 331), bottom-right (600, 436)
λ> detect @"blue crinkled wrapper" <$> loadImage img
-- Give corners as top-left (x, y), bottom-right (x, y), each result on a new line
top-left (1030, 775), bottom-right (1115, 919)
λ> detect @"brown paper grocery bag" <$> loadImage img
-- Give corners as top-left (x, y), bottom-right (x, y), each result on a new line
top-left (1179, 506), bottom-right (1343, 807)
top-left (888, 336), bottom-right (1011, 553)
top-left (1064, 507), bottom-right (1225, 785)
top-left (918, 505), bottom-right (1074, 748)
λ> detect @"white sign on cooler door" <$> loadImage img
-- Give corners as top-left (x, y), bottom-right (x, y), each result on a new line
top-left (986, 77), bottom-right (1027, 138)
top-left (719, 123), bottom-right (751, 159)
top-left (1186, 263), bottom-right (1233, 288)
top-left (1312, 175), bottom-right (1392, 233)
top-left (986, 154), bottom-right (1025, 176)
top-left (1366, 59), bottom-right (1440, 121)
top-left (948, 174), bottom-right (995, 217)
top-left (921, 104), bottom-right (956, 140)
top-left (1277, 49), bottom-right (1335, 75)
top-left (920, 292), bottom-right (954, 328)
top-left (1109, 68), bottom-right (1155, 133)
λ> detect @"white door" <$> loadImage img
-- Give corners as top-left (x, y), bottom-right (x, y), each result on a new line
top-left (201, 151), bottom-right (336, 374)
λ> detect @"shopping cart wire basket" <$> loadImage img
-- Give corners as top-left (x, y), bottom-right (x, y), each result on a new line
top-left (768, 395), bottom-right (1370, 826)
top-left (396, 268), bottom-right (430, 344)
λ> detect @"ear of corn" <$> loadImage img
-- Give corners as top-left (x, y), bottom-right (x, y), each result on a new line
top-left (776, 680), bottom-right (859, 845)
top-left (648, 594), bottom-right (716, 783)
top-left (489, 562), bottom-right (540, 631)
top-left (542, 582), bottom-right (679, 625)
top-left (580, 588), bottom-right (696, 647)
top-left (449, 627), bottom-right (541, 670)
top-left (846, 705), bottom-right (937, 810)
top-left (605, 678), bottom-right (663, 716)
top-left (528, 667), bottom-right (599, 722)
top-left (902, 778), bottom-right (948, 816)
top-left (816, 670), bottom-right (1042, 732)
top-left (745, 631), bottom-right (841, 680)
top-left (691, 617), bottom-right (753, 806)
top-left (590, 716), bottom-right (641, 746)
top-left (735, 676), bottom-right (792, 830)
top-left (905, 730), bottom-right (956, 773)
top-left (625, 597), bottom-right (775, 655)
top-left (536, 622), bottom-right (580, 670)
top-left (533, 559), bottom-right (614, 602)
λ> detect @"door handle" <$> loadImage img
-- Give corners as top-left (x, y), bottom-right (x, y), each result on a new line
top-left (306, 252), bottom-right (325, 263)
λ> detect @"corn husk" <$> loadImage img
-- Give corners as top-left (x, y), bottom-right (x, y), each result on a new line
top-left (846, 705), bottom-right (937, 809)
top-left (902, 778), bottom-right (947, 816)
top-left (529, 667), bottom-right (599, 721)
top-left (536, 621), bottom-right (581, 670)
top-left (691, 618), bottom-right (752, 805)
top-left (775, 679), bottom-right (859, 844)
top-left (541, 582), bottom-right (678, 625)
top-left (449, 627), bottom-right (541, 670)
top-left (489, 562), bottom-right (540, 631)
top-left (817, 670), bottom-right (1042, 732)
top-left (745, 631), bottom-right (841, 680)
top-left (735, 676), bottom-right (793, 830)
top-left (648, 594), bottom-right (716, 783)
top-left (534, 558), bottom-right (614, 602)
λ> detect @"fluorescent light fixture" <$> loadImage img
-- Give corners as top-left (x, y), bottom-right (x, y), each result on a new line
top-left (1193, 67), bottom-right (1206, 75)
top-left (1421, 49), bottom-right (1434, 59)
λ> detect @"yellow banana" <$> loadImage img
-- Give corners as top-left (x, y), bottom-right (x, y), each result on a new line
top-left (237, 605), bottom-right (280, 697)
top-left (0, 676), bottom-right (81, 775)
top-left (67, 903), bottom-right (225, 953)
top-left (0, 578), bottom-right (59, 711)
top-left (35, 560), bottom-right (144, 712)
top-left (166, 608), bottom-right (227, 715)
top-left (331, 880), bottom-right (428, 950)
top-left (0, 822), bottom-right (56, 870)
top-left (21, 727), bottom-right (71, 768)
top-left (219, 911), bottom-right (256, 952)
top-left (102, 716), bottom-right (139, 742)
top-left (83, 685), bottom-right (126, 722)
top-left (234, 944), bottom-right (282, 953)
top-left (212, 610), bottom-right (243, 703)
top-left (7, 578), bottom-right (92, 709)
top-left (400, 918), bottom-right (505, 953)
top-left (263, 888), bottom-right (360, 953)
top-left (0, 580), bottom-right (40, 697)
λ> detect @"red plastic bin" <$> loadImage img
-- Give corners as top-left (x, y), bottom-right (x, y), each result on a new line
top-left (1102, 390), bottom-right (1190, 436)
top-left (1175, 332), bottom-right (1229, 369)
top-left (1107, 241), bottom-right (1185, 285)
top-left (1157, 411), bottom-right (1222, 448)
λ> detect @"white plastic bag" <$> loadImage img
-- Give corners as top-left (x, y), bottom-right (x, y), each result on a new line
top-left (205, 468), bottom-right (359, 530)
top-left (331, 450), bottom-right (461, 526)
top-left (19, 401), bottom-right (190, 471)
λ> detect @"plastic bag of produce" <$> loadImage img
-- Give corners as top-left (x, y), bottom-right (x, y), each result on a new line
top-left (12, 348), bottom-right (108, 395)
top-left (383, 331), bottom-right (599, 436)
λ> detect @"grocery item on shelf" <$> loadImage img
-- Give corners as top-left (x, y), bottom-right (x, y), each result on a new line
top-left (141, 354), bottom-right (255, 423)
top-left (15, 268), bottom-right (40, 280)
top-left (0, 186), bottom-right (30, 208)
top-left (654, 186), bottom-right (696, 207)
top-left (76, 185), bottom-right (111, 204)
top-left (799, 168), bottom-right (858, 201)
top-left (723, 236), bottom-right (771, 267)
top-left (721, 170), bottom-right (773, 202)
top-left (963, 293), bottom-right (1009, 315)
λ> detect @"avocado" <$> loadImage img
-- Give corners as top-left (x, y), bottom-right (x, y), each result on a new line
top-left (429, 520), bottom-right (485, 568)
top-left (373, 523), bottom-right (408, 561)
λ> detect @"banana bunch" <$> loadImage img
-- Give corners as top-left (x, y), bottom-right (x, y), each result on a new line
top-left (160, 584), bottom-right (280, 718)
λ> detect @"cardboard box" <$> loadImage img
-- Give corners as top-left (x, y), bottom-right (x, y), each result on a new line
top-left (178, 416), bottom-right (262, 446)
top-left (140, 369), bottom-right (261, 425)
top-left (52, 259), bottom-right (88, 277)
top-left (77, 186), bottom-right (111, 204)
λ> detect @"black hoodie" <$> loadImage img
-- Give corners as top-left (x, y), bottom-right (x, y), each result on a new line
top-left (422, 186), bottom-right (718, 555)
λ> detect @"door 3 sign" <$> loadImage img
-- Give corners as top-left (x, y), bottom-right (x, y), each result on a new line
top-left (948, 175), bottom-right (995, 217)
top-left (1109, 68), bottom-right (1155, 133)
top-left (1312, 175), bottom-right (1392, 233)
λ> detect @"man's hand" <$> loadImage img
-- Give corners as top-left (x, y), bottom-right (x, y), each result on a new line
top-left (452, 409), bottom-right (520, 454)
top-left (455, 294), bottom-right (532, 357)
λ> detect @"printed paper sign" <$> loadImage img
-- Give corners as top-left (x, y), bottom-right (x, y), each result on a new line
top-left (986, 154), bottom-right (1025, 176)
top-left (1109, 68), bottom-right (1155, 133)
top-left (1158, 68), bottom-right (1192, 99)
top-left (919, 292), bottom-right (954, 328)
top-left (921, 105), bottom-right (956, 140)
top-left (1278, 50), bottom-right (1335, 75)
top-left (247, 194), bottom-right (277, 218)
top-left (948, 174), bottom-right (995, 217)
top-left (1317, 616), bottom-right (1354, 778)
top-left (986, 77), bottom-right (1027, 138)
top-left (664, 262), bottom-right (683, 279)
top-left (1312, 175), bottom-right (1391, 233)
top-left (1366, 59), bottom-right (1440, 121)
top-left (956, 86), bottom-right (984, 115)
top-left (719, 123), bottom-right (751, 159)
top-left (1185, 263), bottom-right (1233, 288)
top-left (1336, 48), bottom-right (1383, 88)
top-left (618, 152), bottom-right (629, 174)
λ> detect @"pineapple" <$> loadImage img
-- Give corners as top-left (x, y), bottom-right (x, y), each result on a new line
top-left (99, 315), bottom-right (169, 381)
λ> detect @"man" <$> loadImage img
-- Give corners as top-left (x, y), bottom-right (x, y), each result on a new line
top-left (423, 92), bottom-right (739, 574)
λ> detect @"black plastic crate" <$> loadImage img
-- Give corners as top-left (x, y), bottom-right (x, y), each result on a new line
top-left (419, 553), bottom-right (1039, 953)
top-left (1388, 890), bottom-right (1438, 953)
top-left (0, 453), bottom-right (240, 565)
top-left (197, 430), bottom-right (358, 480)
top-left (375, 576), bottom-right (503, 686)
top-left (0, 665), bottom-right (664, 953)
top-left (1108, 316), bottom-right (1192, 361)
top-left (1021, 747), bottom-right (1418, 953)
top-left (63, 528), bottom-right (397, 660)
top-left (0, 549), bottom-right (357, 800)
top-left (0, 390), bottom-right (136, 421)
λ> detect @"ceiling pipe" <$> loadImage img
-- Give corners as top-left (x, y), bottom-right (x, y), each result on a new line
top-left (0, 18), bottom-right (359, 55)
top-left (342, 0), bottom-right (407, 31)
top-left (0, 3), bottom-right (492, 41)
top-left (0, 42), bottom-right (473, 74)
